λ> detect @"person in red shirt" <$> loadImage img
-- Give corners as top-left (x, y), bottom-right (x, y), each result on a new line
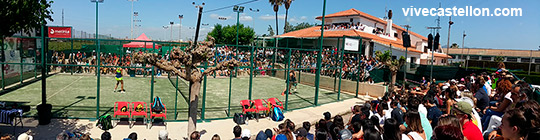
top-left (452, 101), bottom-right (483, 140)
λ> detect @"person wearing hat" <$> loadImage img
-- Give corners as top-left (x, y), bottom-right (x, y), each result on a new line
top-left (295, 128), bottom-right (308, 140)
top-left (158, 130), bottom-right (170, 140)
top-left (241, 129), bottom-right (251, 140)
top-left (452, 101), bottom-right (483, 140)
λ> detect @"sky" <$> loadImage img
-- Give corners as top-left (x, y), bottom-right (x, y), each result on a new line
top-left (46, 0), bottom-right (540, 50)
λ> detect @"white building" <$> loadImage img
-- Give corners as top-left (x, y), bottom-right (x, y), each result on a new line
top-left (278, 8), bottom-right (450, 71)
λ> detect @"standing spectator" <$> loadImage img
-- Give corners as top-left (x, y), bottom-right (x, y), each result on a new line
top-left (212, 134), bottom-right (221, 140)
top-left (125, 132), bottom-right (137, 140)
top-left (390, 101), bottom-right (404, 125)
top-left (403, 111), bottom-right (426, 140)
top-left (452, 101), bottom-right (483, 140)
top-left (474, 77), bottom-right (490, 112)
top-left (241, 129), bottom-right (251, 140)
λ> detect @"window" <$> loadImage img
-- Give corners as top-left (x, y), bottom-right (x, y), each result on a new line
top-left (441, 59), bottom-right (447, 64)
top-left (470, 56), bottom-right (480, 60)
top-left (521, 58), bottom-right (531, 62)
top-left (481, 56), bottom-right (492, 61)
top-left (507, 57), bottom-right (518, 62)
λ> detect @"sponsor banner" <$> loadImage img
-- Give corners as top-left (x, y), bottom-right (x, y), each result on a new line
top-left (344, 38), bottom-right (359, 51)
top-left (48, 26), bottom-right (72, 38)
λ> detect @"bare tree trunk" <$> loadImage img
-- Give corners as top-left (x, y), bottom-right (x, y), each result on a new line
top-left (187, 81), bottom-right (201, 137)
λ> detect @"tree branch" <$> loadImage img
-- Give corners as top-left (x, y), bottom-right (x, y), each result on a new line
top-left (202, 59), bottom-right (238, 76)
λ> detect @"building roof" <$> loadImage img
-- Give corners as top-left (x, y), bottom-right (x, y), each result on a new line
top-left (448, 48), bottom-right (540, 58)
top-left (316, 8), bottom-right (427, 41)
top-left (278, 26), bottom-right (424, 53)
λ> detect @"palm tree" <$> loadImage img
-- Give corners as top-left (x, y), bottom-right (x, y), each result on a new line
top-left (375, 50), bottom-right (405, 92)
top-left (269, 0), bottom-right (283, 36)
top-left (284, 0), bottom-right (294, 34)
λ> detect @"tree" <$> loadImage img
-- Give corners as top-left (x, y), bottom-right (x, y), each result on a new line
top-left (375, 50), bottom-right (405, 92)
top-left (283, 0), bottom-right (293, 34)
top-left (133, 36), bottom-right (237, 136)
top-left (450, 43), bottom-right (459, 48)
top-left (207, 23), bottom-right (255, 45)
top-left (284, 22), bottom-right (294, 33)
top-left (269, 0), bottom-right (283, 36)
top-left (267, 25), bottom-right (275, 36)
top-left (494, 56), bottom-right (505, 62)
top-left (293, 22), bottom-right (314, 31)
top-left (285, 22), bottom-right (314, 33)
top-left (0, 0), bottom-right (53, 39)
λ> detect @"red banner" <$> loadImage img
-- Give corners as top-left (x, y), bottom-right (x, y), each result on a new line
top-left (48, 26), bottom-right (72, 38)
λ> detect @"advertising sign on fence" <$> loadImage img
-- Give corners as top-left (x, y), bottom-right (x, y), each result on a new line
top-left (344, 38), bottom-right (359, 51)
top-left (48, 26), bottom-right (72, 38)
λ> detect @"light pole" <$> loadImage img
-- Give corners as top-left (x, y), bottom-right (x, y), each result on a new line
top-left (91, 0), bottom-right (104, 119)
top-left (163, 26), bottom-right (169, 41)
top-left (179, 15), bottom-right (183, 41)
top-left (233, 5), bottom-right (245, 47)
top-left (249, 8), bottom-right (259, 30)
top-left (129, 0), bottom-right (138, 39)
top-left (446, 17), bottom-right (454, 65)
top-left (402, 25), bottom-right (411, 90)
top-left (461, 31), bottom-right (466, 65)
top-left (170, 22), bottom-right (174, 41)
top-left (192, 2), bottom-right (204, 44)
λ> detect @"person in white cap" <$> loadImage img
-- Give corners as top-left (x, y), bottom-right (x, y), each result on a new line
top-left (159, 130), bottom-right (170, 140)
top-left (241, 129), bottom-right (251, 140)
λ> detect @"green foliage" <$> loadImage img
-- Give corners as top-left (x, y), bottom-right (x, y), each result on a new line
top-left (207, 23), bottom-right (255, 45)
top-left (267, 25), bottom-right (275, 36)
top-left (284, 22), bottom-right (315, 33)
top-left (0, 0), bottom-right (54, 38)
top-left (494, 56), bottom-right (505, 62)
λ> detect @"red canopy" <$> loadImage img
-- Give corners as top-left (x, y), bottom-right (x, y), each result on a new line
top-left (122, 33), bottom-right (161, 49)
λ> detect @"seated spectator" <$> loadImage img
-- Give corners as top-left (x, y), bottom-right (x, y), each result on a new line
top-left (482, 84), bottom-right (519, 131)
top-left (452, 101), bottom-right (483, 140)
top-left (256, 131), bottom-right (268, 140)
top-left (159, 130), bottom-right (169, 140)
top-left (295, 128), bottom-right (308, 140)
top-left (363, 128), bottom-right (382, 140)
top-left (437, 115), bottom-right (462, 130)
top-left (383, 118), bottom-right (401, 140)
top-left (233, 125), bottom-right (242, 140)
top-left (241, 129), bottom-right (251, 140)
top-left (403, 111), bottom-right (426, 140)
top-left (212, 134), bottom-right (221, 140)
top-left (432, 125), bottom-right (464, 140)
top-left (302, 122), bottom-right (314, 140)
top-left (315, 119), bottom-right (329, 140)
top-left (500, 109), bottom-right (529, 140)
top-left (424, 96), bottom-right (442, 128)
top-left (101, 132), bottom-right (112, 140)
top-left (124, 132), bottom-right (137, 140)
top-left (190, 131), bottom-right (200, 140)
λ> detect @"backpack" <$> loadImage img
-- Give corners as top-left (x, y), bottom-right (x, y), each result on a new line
top-left (96, 114), bottom-right (113, 130)
top-left (152, 96), bottom-right (165, 113)
top-left (233, 113), bottom-right (247, 125)
top-left (270, 106), bottom-right (284, 121)
top-left (135, 104), bottom-right (144, 112)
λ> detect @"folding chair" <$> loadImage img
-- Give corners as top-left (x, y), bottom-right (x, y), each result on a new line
top-left (130, 102), bottom-right (148, 128)
top-left (267, 98), bottom-right (284, 109)
top-left (150, 103), bottom-right (167, 128)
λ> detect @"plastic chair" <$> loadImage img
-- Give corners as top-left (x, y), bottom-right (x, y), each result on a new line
top-left (267, 98), bottom-right (284, 109)
top-left (150, 103), bottom-right (167, 128)
top-left (240, 100), bottom-right (256, 114)
top-left (113, 102), bottom-right (130, 118)
top-left (252, 99), bottom-right (270, 114)
top-left (130, 102), bottom-right (148, 128)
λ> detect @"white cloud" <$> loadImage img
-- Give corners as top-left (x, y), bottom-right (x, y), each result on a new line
top-left (239, 13), bottom-right (253, 21)
top-left (300, 16), bottom-right (307, 20)
top-left (210, 13), bottom-right (232, 20)
top-left (259, 14), bottom-right (286, 20)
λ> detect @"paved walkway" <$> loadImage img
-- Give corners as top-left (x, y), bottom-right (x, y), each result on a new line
top-left (0, 96), bottom-right (375, 140)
